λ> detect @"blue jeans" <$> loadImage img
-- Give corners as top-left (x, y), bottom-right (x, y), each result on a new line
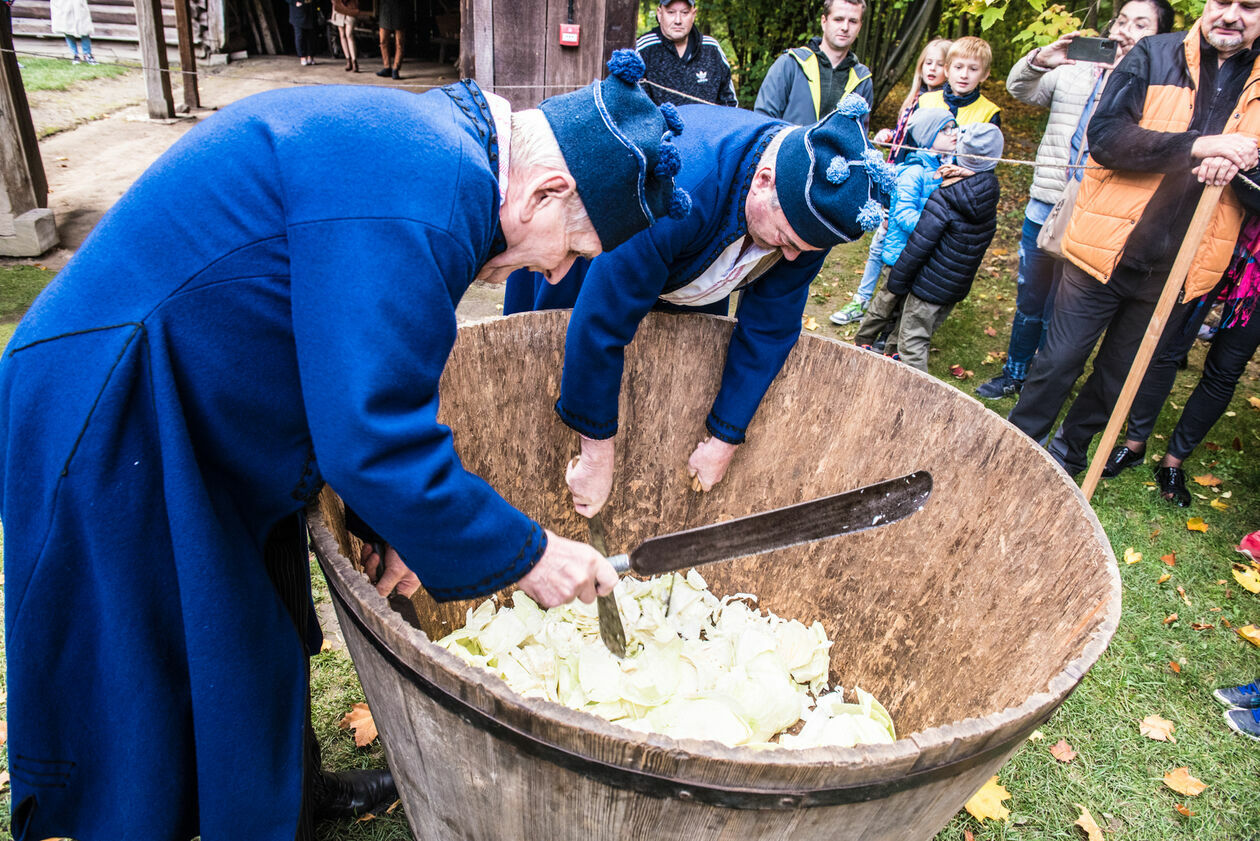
top-left (64, 34), bottom-right (92, 55)
top-left (855, 223), bottom-right (888, 304)
top-left (1004, 214), bottom-right (1061, 381)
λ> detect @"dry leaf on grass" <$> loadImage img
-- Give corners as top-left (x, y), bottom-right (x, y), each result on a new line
top-left (1028, 729), bottom-right (1046, 741)
top-left (1177, 586), bottom-right (1192, 606)
top-left (1210, 498), bottom-right (1229, 511)
top-left (1168, 660), bottom-right (1181, 673)
top-left (1163, 767), bottom-right (1207, 796)
top-left (964, 831), bottom-right (975, 841)
top-left (339, 702), bottom-right (379, 747)
top-left (1191, 622), bottom-right (1214, 631)
top-left (1175, 803), bottom-right (1196, 817)
top-left (1232, 563), bottom-right (1260, 594)
top-left (1124, 547), bottom-right (1142, 565)
top-left (964, 776), bottom-right (1011, 823)
top-left (1192, 474), bottom-right (1222, 486)
top-left (1157, 573), bottom-right (1172, 584)
top-left (1186, 518), bottom-right (1208, 533)
top-left (949, 364), bottom-right (974, 380)
top-left (1050, 739), bottom-right (1077, 762)
top-left (802, 316), bottom-right (819, 331)
top-left (0, 721), bottom-right (7, 747)
top-left (1249, 396), bottom-right (1260, 410)
top-left (984, 326), bottom-right (998, 337)
top-left (1074, 804), bottom-right (1104, 841)
top-left (356, 812), bottom-right (378, 824)
top-left (1163, 613), bottom-right (1178, 625)
top-left (1161, 552), bottom-right (1176, 566)
top-left (1237, 624), bottom-right (1260, 647)
top-left (0, 771), bottom-right (8, 791)
top-left (1140, 714), bottom-right (1176, 742)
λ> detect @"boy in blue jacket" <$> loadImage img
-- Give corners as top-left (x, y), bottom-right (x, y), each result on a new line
top-left (856, 123), bottom-right (1003, 372)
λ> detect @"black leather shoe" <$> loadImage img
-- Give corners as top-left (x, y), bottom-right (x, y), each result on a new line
top-left (1101, 445), bottom-right (1145, 478)
top-left (313, 768), bottom-right (398, 819)
top-left (1153, 465), bottom-right (1192, 507)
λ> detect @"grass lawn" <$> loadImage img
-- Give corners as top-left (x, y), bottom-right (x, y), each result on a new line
top-left (17, 56), bottom-right (132, 92)
top-left (0, 85), bottom-right (1257, 841)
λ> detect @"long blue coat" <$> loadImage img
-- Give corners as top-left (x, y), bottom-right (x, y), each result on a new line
top-left (504, 105), bottom-right (829, 446)
top-left (0, 82), bottom-right (543, 841)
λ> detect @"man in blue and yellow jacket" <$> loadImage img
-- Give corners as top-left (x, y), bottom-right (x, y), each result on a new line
top-left (504, 97), bottom-right (891, 516)
top-left (754, 0), bottom-right (873, 125)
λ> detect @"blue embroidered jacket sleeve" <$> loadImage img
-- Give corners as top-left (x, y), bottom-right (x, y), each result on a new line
top-left (706, 250), bottom-right (826, 444)
top-left (289, 217), bottom-right (545, 602)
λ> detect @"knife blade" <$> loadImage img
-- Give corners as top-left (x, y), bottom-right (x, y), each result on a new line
top-left (607, 471), bottom-right (931, 576)
top-left (587, 513), bottom-right (627, 658)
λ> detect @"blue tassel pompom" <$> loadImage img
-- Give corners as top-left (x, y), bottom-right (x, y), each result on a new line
top-left (607, 49), bottom-right (645, 84)
top-left (862, 149), bottom-right (897, 193)
top-left (669, 186), bottom-right (693, 219)
top-left (837, 93), bottom-right (869, 119)
top-left (825, 156), bottom-right (850, 185)
top-left (655, 138), bottom-right (682, 178)
top-left (659, 101), bottom-right (685, 135)
top-left (857, 199), bottom-right (885, 231)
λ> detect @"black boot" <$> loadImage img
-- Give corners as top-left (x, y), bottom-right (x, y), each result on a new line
top-left (312, 768), bottom-right (398, 819)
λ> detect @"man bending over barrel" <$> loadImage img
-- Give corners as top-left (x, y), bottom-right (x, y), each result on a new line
top-left (503, 95), bottom-right (891, 515)
top-left (0, 52), bottom-right (688, 841)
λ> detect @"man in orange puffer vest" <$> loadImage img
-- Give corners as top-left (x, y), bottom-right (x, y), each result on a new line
top-left (1007, 0), bottom-right (1260, 478)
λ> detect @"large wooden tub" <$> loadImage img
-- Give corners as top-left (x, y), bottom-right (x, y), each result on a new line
top-left (309, 310), bottom-right (1119, 841)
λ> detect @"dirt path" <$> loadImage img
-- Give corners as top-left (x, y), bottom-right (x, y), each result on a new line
top-left (6, 55), bottom-right (509, 321)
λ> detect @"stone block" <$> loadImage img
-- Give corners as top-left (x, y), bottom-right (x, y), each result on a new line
top-left (0, 208), bottom-right (58, 257)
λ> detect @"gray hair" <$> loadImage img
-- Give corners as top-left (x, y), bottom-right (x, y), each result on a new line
top-left (509, 109), bottom-right (593, 235)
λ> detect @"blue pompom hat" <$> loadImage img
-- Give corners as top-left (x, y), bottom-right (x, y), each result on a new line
top-left (774, 94), bottom-right (893, 248)
top-left (539, 49), bottom-right (691, 251)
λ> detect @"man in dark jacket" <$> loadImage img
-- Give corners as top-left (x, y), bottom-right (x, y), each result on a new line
top-left (753, 0), bottom-right (874, 124)
top-left (866, 123), bottom-right (1003, 372)
top-left (637, 0), bottom-right (738, 107)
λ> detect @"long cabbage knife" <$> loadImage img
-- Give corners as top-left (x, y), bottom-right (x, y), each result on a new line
top-left (606, 471), bottom-right (931, 578)
top-left (587, 513), bottom-right (627, 658)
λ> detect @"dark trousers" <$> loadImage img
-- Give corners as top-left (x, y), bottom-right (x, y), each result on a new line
top-left (1007, 261), bottom-right (1200, 475)
top-left (293, 25), bottom-right (318, 57)
top-left (1131, 306), bottom-right (1260, 460)
top-left (1004, 215), bottom-right (1062, 381)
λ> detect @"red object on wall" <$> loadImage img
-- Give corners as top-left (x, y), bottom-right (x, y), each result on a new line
top-left (559, 23), bottom-right (581, 46)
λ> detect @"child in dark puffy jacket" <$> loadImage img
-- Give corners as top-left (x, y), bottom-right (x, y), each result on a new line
top-left (854, 122), bottom-right (1003, 372)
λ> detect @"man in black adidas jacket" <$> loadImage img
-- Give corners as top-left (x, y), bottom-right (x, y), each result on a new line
top-left (636, 0), bottom-right (739, 107)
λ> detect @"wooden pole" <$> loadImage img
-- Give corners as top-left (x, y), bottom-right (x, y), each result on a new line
top-left (1081, 184), bottom-right (1224, 500)
top-left (0, 1), bottom-right (57, 255)
top-left (133, 0), bottom-right (175, 119)
top-left (173, 0), bottom-right (200, 110)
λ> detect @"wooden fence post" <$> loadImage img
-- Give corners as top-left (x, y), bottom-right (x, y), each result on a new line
top-left (133, 0), bottom-right (174, 119)
top-left (173, 0), bottom-right (200, 110)
top-left (0, 2), bottom-right (57, 256)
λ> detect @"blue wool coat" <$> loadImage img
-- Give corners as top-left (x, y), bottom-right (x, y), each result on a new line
top-left (0, 82), bottom-right (544, 841)
top-left (503, 105), bottom-right (828, 446)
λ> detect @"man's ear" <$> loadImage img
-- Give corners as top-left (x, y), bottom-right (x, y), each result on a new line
top-left (520, 171), bottom-right (578, 222)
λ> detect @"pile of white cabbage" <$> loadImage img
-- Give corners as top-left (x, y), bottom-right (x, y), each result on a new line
top-left (436, 569), bottom-right (895, 749)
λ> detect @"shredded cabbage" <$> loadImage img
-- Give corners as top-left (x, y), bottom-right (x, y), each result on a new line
top-left (435, 570), bottom-right (895, 749)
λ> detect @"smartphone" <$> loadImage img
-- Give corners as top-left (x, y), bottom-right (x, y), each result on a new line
top-left (1066, 36), bottom-right (1118, 64)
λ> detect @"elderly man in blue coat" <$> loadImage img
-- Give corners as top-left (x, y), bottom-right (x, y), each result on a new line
top-left (0, 53), bottom-right (690, 841)
top-left (503, 95), bottom-right (891, 515)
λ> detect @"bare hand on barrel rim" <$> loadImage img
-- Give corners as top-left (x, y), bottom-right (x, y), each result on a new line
top-left (361, 542), bottom-right (422, 599)
top-left (518, 530), bottom-right (618, 607)
top-left (566, 435), bottom-right (616, 516)
top-left (687, 436), bottom-right (738, 492)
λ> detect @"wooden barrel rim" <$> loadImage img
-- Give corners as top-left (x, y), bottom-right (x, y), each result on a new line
top-left (317, 544), bottom-right (1056, 809)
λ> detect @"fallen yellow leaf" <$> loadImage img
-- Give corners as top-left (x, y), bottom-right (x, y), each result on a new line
top-left (320, 638), bottom-right (333, 653)
top-left (1175, 803), bottom-right (1196, 817)
top-left (964, 776), bottom-right (1011, 823)
top-left (1178, 586), bottom-right (1192, 606)
top-left (803, 316), bottom-right (819, 331)
top-left (338, 702), bottom-right (379, 747)
top-left (1232, 563), bottom-right (1260, 594)
top-left (1075, 804), bottom-right (1104, 841)
top-left (1249, 395), bottom-right (1260, 410)
top-left (1192, 474), bottom-right (1222, 487)
top-left (1237, 624), bottom-right (1260, 647)
top-left (1028, 729), bottom-right (1046, 741)
top-left (1210, 498), bottom-right (1229, 511)
top-left (1163, 767), bottom-right (1207, 797)
top-left (1186, 517), bottom-right (1208, 533)
top-left (1163, 613), bottom-right (1178, 625)
top-left (0, 770), bottom-right (7, 791)
top-left (1050, 739), bottom-right (1077, 762)
top-left (1157, 573), bottom-right (1172, 584)
top-left (1124, 547), bottom-right (1142, 565)
top-left (1140, 714), bottom-right (1176, 742)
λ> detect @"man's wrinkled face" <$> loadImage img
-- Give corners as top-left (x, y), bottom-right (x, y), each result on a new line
top-left (820, 0), bottom-right (864, 57)
top-left (744, 168), bottom-right (823, 262)
top-left (478, 172), bottom-right (603, 286)
top-left (657, 1), bottom-right (697, 45)
top-left (1201, 0), bottom-right (1260, 56)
